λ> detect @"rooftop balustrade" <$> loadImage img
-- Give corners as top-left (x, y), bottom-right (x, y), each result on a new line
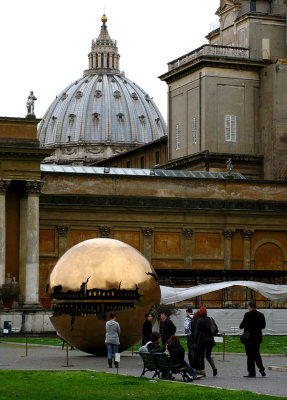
top-left (168, 44), bottom-right (250, 71)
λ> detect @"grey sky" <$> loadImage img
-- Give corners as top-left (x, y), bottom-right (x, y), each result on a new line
top-left (0, 0), bottom-right (217, 121)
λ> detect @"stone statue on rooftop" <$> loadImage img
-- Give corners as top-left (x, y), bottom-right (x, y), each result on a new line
top-left (26, 91), bottom-right (37, 117)
top-left (227, 158), bottom-right (233, 176)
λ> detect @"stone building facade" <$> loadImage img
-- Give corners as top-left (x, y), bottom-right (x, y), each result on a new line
top-left (37, 166), bottom-right (287, 309)
top-left (159, 0), bottom-right (287, 180)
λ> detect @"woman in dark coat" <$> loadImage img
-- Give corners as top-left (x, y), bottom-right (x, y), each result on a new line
top-left (194, 307), bottom-right (218, 376)
top-left (166, 335), bottom-right (198, 380)
top-left (142, 313), bottom-right (153, 345)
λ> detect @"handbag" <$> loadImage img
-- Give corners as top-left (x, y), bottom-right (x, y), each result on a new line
top-left (209, 317), bottom-right (218, 336)
top-left (240, 332), bottom-right (251, 344)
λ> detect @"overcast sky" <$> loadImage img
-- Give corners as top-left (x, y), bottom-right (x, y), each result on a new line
top-left (0, 0), bottom-right (217, 121)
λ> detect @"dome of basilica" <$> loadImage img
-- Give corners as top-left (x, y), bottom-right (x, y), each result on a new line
top-left (38, 15), bottom-right (166, 165)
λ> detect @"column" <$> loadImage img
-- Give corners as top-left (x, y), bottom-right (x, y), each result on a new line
top-left (142, 227), bottom-right (153, 263)
top-left (242, 230), bottom-right (253, 270)
top-left (103, 53), bottom-right (107, 68)
top-left (98, 54), bottom-right (101, 68)
top-left (0, 179), bottom-right (10, 286)
top-left (56, 226), bottom-right (69, 257)
top-left (24, 180), bottom-right (42, 306)
top-left (182, 228), bottom-right (193, 268)
top-left (109, 53), bottom-right (113, 68)
top-left (99, 226), bottom-right (112, 238)
top-left (223, 229), bottom-right (234, 270)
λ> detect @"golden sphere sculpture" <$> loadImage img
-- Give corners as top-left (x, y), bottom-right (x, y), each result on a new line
top-left (49, 238), bottom-right (161, 355)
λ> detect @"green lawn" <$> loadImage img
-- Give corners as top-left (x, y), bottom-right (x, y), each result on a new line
top-left (0, 336), bottom-right (63, 347)
top-left (0, 371), bottom-right (286, 400)
top-left (1, 335), bottom-right (286, 354)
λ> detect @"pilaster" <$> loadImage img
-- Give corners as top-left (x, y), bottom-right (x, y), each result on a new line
top-left (242, 230), bottom-right (253, 270)
top-left (0, 179), bottom-right (10, 286)
top-left (23, 180), bottom-right (42, 306)
top-left (142, 227), bottom-right (154, 263)
top-left (56, 226), bottom-right (69, 257)
top-left (223, 229), bottom-right (234, 270)
top-left (182, 228), bottom-right (193, 268)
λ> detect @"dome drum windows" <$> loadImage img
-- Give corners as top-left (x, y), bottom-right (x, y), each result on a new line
top-left (113, 90), bottom-right (121, 99)
top-left (131, 92), bottom-right (138, 100)
top-left (94, 90), bottom-right (102, 98)
top-left (92, 112), bottom-right (101, 121)
top-left (69, 114), bottom-right (76, 123)
top-left (61, 93), bottom-right (68, 101)
top-left (117, 112), bottom-right (124, 122)
top-left (75, 91), bottom-right (83, 99)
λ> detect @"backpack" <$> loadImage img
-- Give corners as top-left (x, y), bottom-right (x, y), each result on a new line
top-left (184, 316), bottom-right (192, 334)
top-left (209, 317), bottom-right (218, 336)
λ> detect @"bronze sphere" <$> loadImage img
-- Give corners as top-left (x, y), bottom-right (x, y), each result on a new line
top-left (49, 238), bottom-right (161, 355)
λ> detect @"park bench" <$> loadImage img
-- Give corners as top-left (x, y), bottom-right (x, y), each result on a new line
top-left (139, 352), bottom-right (193, 382)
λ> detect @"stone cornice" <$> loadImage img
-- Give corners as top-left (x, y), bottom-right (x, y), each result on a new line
top-left (159, 57), bottom-right (271, 84)
top-left (0, 117), bottom-right (41, 125)
top-left (158, 151), bottom-right (264, 170)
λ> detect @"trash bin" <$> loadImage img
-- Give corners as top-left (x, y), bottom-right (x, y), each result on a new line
top-left (4, 321), bottom-right (12, 334)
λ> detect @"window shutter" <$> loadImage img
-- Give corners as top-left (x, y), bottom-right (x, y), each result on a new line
top-left (175, 124), bottom-right (180, 150)
top-left (225, 115), bottom-right (231, 141)
top-left (192, 117), bottom-right (197, 144)
top-left (231, 115), bottom-right (237, 142)
top-left (225, 115), bottom-right (236, 142)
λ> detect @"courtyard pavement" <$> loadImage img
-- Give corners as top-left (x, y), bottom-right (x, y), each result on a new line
top-left (0, 342), bottom-right (286, 398)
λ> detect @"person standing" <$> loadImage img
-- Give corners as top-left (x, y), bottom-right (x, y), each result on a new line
top-left (159, 311), bottom-right (176, 346)
top-left (194, 307), bottom-right (218, 376)
top-left (105, 312), bottom-right (120, 368)
top-left (239, 300), bottom-right (266, 378)
top-left (142, 313), bottom-right (153, 345)
top-left (184, 307), bottom-right (196, 366)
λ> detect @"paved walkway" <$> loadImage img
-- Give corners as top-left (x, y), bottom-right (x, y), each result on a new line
top-left (0, 343), bottom-right (286, 398)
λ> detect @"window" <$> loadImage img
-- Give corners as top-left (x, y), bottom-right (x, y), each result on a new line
top-left (238, 28), bottom-right (246, 47)
top-left (140, 156), bottom-right (145, 169)
top-left (126, 161), bottom-right (131, 168)
top-left (192, 117), bottom-right (197, 144)
top-left (225, 115), bottom-right (237, 142)
top-left (155, 151), bottom-right (160, 165)
top-left (175, 124), bottom-right (180, 150)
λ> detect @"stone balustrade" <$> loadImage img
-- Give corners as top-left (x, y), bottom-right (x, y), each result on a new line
top-left (168, 44), bottom-right (250, 71)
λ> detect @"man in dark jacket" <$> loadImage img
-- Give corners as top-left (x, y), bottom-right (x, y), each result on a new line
top-left (159, 311), bottom-right (176, 346)
top-left (142, 313), bottom-right (153, 345)
top-left (239, 300), bottom-right (266, 378)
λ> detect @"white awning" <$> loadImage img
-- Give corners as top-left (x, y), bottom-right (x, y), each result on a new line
top-left (160, 281), bottom-right (287, 305)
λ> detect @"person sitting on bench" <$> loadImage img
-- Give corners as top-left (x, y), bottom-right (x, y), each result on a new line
top-left (166, 335), bottom-right (200, 380)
